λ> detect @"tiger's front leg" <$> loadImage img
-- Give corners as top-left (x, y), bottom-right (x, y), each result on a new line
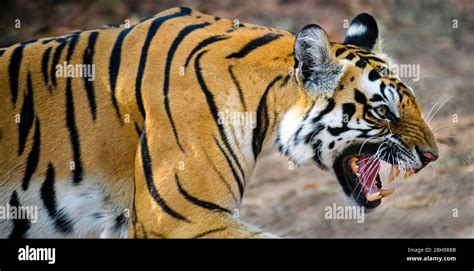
top-left (129, 119), bottom-right (272, 238)
top-left (130, 208), bottom-right (275, 238)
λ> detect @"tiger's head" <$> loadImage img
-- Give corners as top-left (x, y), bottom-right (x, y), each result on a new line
top-left (278, 13), bottom-right (438, 209)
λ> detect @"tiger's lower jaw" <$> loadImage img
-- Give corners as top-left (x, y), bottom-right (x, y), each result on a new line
top-left (332, 143), bottom-right (400, 210)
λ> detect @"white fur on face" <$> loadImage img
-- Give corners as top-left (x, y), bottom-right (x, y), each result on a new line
top-left (276, 78), bottom-right (394, 170)
top-left (277, 98), bottom-right (372, 169)
top-left (279, 107), bottom-right (315, 165)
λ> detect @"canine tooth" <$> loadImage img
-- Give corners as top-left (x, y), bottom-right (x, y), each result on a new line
top-left (350, 157), bottom-right (359, 165)
top-left (404, 168), bottom-right (414, 178)
top-left (380, 188), bottom-right (395, 198)
top-left (350, 157), bottom-right (359, 174)
top-left (366, 192), bottom-right (382, 202)
top-left (388, 166), bottom-right (400, 182)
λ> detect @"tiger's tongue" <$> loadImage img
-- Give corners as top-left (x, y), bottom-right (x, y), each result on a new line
top-left (358, 157), bottom-right (381, 193)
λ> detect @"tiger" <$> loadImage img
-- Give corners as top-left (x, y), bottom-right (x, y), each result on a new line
top-left (0, 7), bottom-right (438, 238)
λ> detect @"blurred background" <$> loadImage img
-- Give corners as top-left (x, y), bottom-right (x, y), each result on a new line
top-left (1, 0), bottom-right (472, 237)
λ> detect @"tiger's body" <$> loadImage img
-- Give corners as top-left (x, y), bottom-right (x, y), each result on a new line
top-left (0, 7), bottom-right (438, 238)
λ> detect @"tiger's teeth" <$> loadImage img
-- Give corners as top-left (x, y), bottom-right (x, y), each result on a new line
top-left (366, 192), bottom-right (382, 202)
top-left (350, 157), bottom-right (360, 176)
top-left (380, 188), bottom-right (395, 198)
top-left (404, 168), bottom-right (414, 179)
top-left (388, 166), bottom-right (400, 182)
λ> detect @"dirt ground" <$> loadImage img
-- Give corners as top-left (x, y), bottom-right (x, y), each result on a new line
top-left (242, 115), bottom-right (474, 237)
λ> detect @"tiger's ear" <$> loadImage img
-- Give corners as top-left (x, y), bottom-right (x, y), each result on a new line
top-left (294, 24), bottom-right (343, 97)
top-left (344, 13), bottom-right (380, 52)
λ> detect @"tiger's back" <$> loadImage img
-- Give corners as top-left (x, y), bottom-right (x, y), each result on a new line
top-left (0, 7), bottom-right (296, 237)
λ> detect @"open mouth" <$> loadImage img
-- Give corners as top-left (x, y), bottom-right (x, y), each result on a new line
top-left (333, 143), bottom-right (415, 209)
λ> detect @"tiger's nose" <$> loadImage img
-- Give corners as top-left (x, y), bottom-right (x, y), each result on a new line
top-left (416, 146), bottom-right (439, 164)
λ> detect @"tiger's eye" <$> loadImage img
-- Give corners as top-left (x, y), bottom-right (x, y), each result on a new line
top-left (377, 106), bottom-right (387, 116)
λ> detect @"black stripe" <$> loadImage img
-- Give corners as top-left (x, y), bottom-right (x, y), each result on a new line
top-left (66, 78), bottom-right (84, 184)
top-left (354, 88), bottom-right (367, 104)
top-left (214, 136), bottom-right (244, 199)
top-left (303, 124), bottom-right (324, 144)
top-left (228, 65), bottom-right (247, 111)
top-left (175, 174), bottom-right (231, 213)
top-left (345, 52), bottom-right (355, 60)
top-left (135, 7), bottom-right (192, 119)
top-left (195, 50), bottom-right (245, 181)
top-left (294, 103), bottom-right (314, 143)
top-left (50, 39), bottom-right (68, 87)
top-left (312, 99), bottom-right (336, 123)
top-left (132, 184), bottom-right (139, 239)
top-left (335, 47), bottom-right (347, 57)
top-left (140, 129), bottom-right (190, 222)
top-left (83, 31), bottom-right (99, 121)
top-left (192, 227), bottom-right (227, 238)
top-left (252, 75), bottom-right (282, 158)
top-left (109, 27), bottom-right (134, 124)
top-left (379, 82), bottom-right (388, 101)
top-left (327, 126), bottom-right (351, 136)
top-left (41, 38), bottom-right (55, 44)
top-left (280, 74), bottom-right (291, 87)
top-left (134, 121), bottom-right (142, 137)
top-left (0, 49), bottom-right (5, 57)
top-left (342, 103), bottom-right (356, 122)
top-left (164, 22), bottom-right (211, 153)
top-left (226, 33), bottom-right (282, 59)
top-left (40, 163), bottom-right (74, 234)
top-left (368, 69), bottom-right (381, 81)
top-left (204, 151), bottom-right (238, 203)
top-left (21, 118), bottom-right (40, 191)
top-left (18, 73), bottom-right (35, 155)
top-left (8, 44), bottom-right (26, 104)
top-left (356, 50), bottom-right (373, 55)
top-left (54, 37), bottom-right (69, 43)
top-left (365, 55), bottom-right (386, 63)
top-left (41, 47), bottom-right (52, 89)
top-left (355, 58), bottom-right (367, 69)
top-left (65, 32), bottom-right (80, 61)
top-left (184, 35), bottom-right (229, 68)
top-left (312, 139), bottom-right (327, 170)
top-left (383, 84), bottom-right (395, 103)
top-left (370, 94), bottom-right (384, 102)
top-left (293, 101), bottom-right (314, 142)
top-left (20, 39), bottom-right (37, 46)
top-left (113, 214), bottom-right (127, 232)
top-left (9, 191), bottom-right (30, 239)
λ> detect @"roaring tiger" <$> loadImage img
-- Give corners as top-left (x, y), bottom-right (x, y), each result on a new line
top-left (0, 7), bottom-right (438, 238)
